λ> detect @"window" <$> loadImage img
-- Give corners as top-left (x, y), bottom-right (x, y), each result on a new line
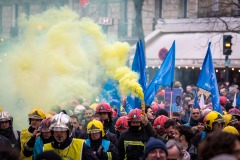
top-left (179, 0), bottom-right (187, 18)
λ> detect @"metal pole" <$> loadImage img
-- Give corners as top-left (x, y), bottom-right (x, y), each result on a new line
top-left (225, 55), bottom-right (229, 82)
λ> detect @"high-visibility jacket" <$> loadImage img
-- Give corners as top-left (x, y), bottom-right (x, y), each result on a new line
top-left (43, 138), bottom-right (84, 160)
top-left (20, 129), bottom-right (33, 160)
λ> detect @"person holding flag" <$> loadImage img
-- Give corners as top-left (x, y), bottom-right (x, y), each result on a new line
top-left (191, 43), bottom-right (226, 149)
top-left (118, 108), bottom-right (156, 160)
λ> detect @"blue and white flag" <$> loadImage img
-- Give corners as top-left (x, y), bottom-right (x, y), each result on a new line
top-left (126, 39), bottom-right (147, 113)
top-left (144, 41), bottom-right (176, 105)
top-left (196, 43), bottom-right (222, 114)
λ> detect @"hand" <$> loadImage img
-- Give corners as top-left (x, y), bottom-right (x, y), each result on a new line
top-left (141, 113), bottom-right (148, 126)
top-left (32, 129), bottom-right (39, 138)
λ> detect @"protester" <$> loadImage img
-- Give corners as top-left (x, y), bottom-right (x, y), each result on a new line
top-left (115, 116), bottom-right (129, 138)
top-left (32, 118), bottom-right (52, 160)
top-left (153, 115), bottom-right (169, 142)
top-left (191, 111), bottom-right (225, 148)
top-left (21, 108), bottom-right (46, 160)
top-left (163, 119), bottom-right (177, 142)
top-left (96, 103), bottom-right (115, 134)
top-left (70, 115), bottom-right (88, 139)
top-left (143, 137), bottom-right (168, 160)
top-left (86, 119), bottom-right (118, 160)
top-left (185, 108), bottom-right (201, 127)
top-left (174, 125), bottom-right (197, 160)
top-left (42, 112), bottom-right (98, 160)
top-left (198, 131), bottom-right (240, 160)
top-left (81, 107), bottom-right (95, 131)
top-left (0, 111), bottom-right (21, 150)
top-left (166, 139), bottom-right (190, 160)
top-left (118, 108), bottom-right (156, 160)
top-left (145, 106), bottom-right (155, 125)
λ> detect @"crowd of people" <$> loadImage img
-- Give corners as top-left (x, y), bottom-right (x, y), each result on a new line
top-left (0, 80), bottom-right (240, 160)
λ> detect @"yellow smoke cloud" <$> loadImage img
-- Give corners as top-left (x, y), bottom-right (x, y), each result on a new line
top-left (0, 7), bottom-right (144, 130)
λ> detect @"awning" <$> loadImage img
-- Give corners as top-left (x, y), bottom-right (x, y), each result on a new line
top-left (130, 30), bottom-right (240, 68)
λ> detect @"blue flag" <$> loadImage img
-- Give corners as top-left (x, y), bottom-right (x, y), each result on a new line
top-left (193, 88), bottom-right (199, 108)
top-left (100, 78), bottom-right (121, 115)
top-left (144, 41), bottom-right (176, 105)
top-left (196, 43), bottom-right (222, 114)
top-left (126, 39), bottom-right (147, 113)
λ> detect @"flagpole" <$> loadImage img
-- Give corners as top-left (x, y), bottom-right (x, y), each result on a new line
top-left (170, 90), bottom-right (172, 119)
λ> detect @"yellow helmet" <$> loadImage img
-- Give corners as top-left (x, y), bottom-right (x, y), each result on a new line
top-left (222, 111), bottom-right (228, 115)
top-left (223, 114), bottom-right (238, 127)
top-left (28, 108), bottom-right (46, 120)
top-left (87, 119), bottom-right (105, 137)
top-left (205, 111), bottom-right (225, 130)
top-left (89, 103), bottom-right (98, 110)
top-left (223, 126), bottom-right (239, 135)
top-left (45, 113), bottom-right (53, 119)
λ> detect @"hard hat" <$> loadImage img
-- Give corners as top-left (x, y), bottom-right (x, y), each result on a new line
top-left (0, 111), bottom-right (13, 124)
top-left (228, 108), bottom-right (240, 117)
top-left (74, 105), bottom-right (85, 115)
top-left (205, 111), bottom-right (225, 130)
top-left (38, 118), bottom-right (51, 132)
top-left (96, 102), bottom-right (112, 113)
top-left (223, 114), bottom-right (238, 127)
top-left (153, 115), bottom-right (169, 129)
top-left (128, 108), bottom-right (142, 122)
top-left (49, 112), bottom-right (72, 133)
top-left (223, 126), bottom-right (239, 135)
top-left (89, 103), bottom-right (98, 110)
top-left (115, 116), bottom-right (129, 131)
top-left (45, 113), bottom-right (53, 119)
top-left (28, 108), bottom-right (46, 120)
top-left (87, 119), bottom-right (105, 137)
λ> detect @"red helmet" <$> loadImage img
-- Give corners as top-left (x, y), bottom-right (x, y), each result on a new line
top-left (115, 116), bottom-right (129, 131)
top-left (153, 115), bottom-right (169, 129)
top-left (228, 108), bottom-right (240, 117)
top-left (128, 108), bottom-right (142, 122)
top-left (38, 118), bottom-right (51, 132)
top-left (151, 104), bottom-right (163, 113)
top-left (96, 102), bottom-right (112, 113)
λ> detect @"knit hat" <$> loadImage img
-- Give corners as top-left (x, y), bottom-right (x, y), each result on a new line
top-left (144, 137), bottom-right (168, 158)
top-left (36, 151), bottom-right (62, 160)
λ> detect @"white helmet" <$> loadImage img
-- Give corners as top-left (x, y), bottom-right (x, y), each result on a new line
top-left (74, 105), bottom-right (85, 115)
top-left (49, 112), bottom-right (72, 133)
top-left (0, 111), bottom-right (13, 124)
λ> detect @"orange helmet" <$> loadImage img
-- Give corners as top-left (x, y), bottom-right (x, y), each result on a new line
top-left (115, 116), bottom-right (129, 131)
top-left (96, 103), bottom-right (112, 113)
top-left (128, 108), bottom-right (142, 122)
top-left (153, 115), bottom-right (169, 129)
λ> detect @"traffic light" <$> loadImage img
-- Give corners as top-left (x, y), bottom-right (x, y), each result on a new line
top-left (223, 35), bottom-right (232, 55)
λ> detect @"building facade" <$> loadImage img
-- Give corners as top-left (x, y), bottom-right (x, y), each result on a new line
top-left (0, 0), bottom-right (240, 86)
